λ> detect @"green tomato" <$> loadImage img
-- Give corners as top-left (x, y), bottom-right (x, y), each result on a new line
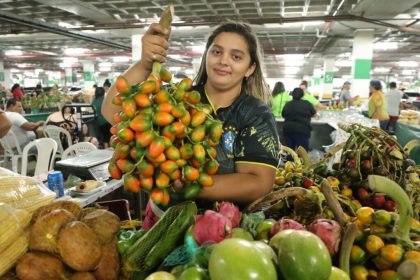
top-left (145, 271), bottom-right (176, 280)
top-left (328, 267), bottom-right (350, 280)
top-left (269, 230), bottom-right (332, 280)
top-left (253, 241), bottom-right (277, 264)
top-left (231, 228), bottom-right (254, 241)
top-left (178, 266), bottom-right (207, 280)
top-left (209, 238), bottom-right (277, 280)
top-left (255, 219), bottom-right (276, 240)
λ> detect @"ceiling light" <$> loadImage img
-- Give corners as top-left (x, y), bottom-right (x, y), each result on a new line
top-left (17, 63), bottom-right (32, 68)
top-left (335, 60), bottom-right (352, 67)
top-left (398, 61), bottom-right (418, 67)
top-left (338, 52), bottom-right (351, 58)
top-left (192, 45), bottom-right (206, 53)
top-left (373, 67), bottom-right (391, 73)
top-left (99, 66), bottom-right (111, 72)
top-left (402, 69), bottom-right (414, 75)
top-left (99, 62), bottom-right (112, 68)
top-left (62, 57), bottom-right (78, 63)
top-left (58, 22), bottom-right (79, 28)
top-left (64, 48), bottom-right (88, 55)
top-left (284, 67), bottom-right (299, 74)
top-left (284, 60), bottom-right (304, 66)
top-left (114, 14), bottom-right (122, 20)
top-left (10, 69), bottom-right (20, 73)
top-left (277, 54), bottom-right (305, 60)
top-left (263, 23), bottom-right (283, 28)
top-left (59, 62), bottom-right (73, 68)
top-left (5, 50), bottom-right (23, 56)
top-left (374, 42), bottom-right (398, 50)
top-left (113, 56), bottom-right (130, 63)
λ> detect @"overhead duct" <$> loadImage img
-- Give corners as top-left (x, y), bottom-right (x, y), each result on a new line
top-left (0, 12), bottom-right (131, 51)
top-left (350, 0), bottom-right (419, 18)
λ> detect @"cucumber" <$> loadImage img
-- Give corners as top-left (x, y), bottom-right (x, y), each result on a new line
top-left (122, 201), bottom-right (197, 276)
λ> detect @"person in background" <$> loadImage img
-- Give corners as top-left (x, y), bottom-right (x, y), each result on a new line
top-left (300, 80), bottom-right (326, 110)
top-left (338, 81), bottom-right (359, 108)
top-left (368, 80), bottom-right (389, 131)
top-left (46, 106), bottom-right (98, 149)
top-left (50, 84), bottom-right (60, 95)
top-left (102, 21), bottom-right (279, 209)
top-left (34, 83), bottom-right (43, 96)
top-left (11, 83), bottom-right (25, 101)
top-left (92, 87), bottom-right (111, 148)
top-left (5, 98), bottom-right (43, 148)
top-left (271, 81), bottom-right (291, 117)
top-left (0, 108), bottom-right (12, 138)
top-left (282, 88), bottom-right (316, 151)
top-left (384, 82), bottom-right (403, 132)
top-left (103, 79), bottom-right (111, 93)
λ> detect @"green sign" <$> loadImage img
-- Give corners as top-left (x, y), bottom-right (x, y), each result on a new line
top-left (65, 76), bottom-right (72, 83)
top-left (313, 77), bottom-right (321, 86)
top-left (0, 72), bottom-right (4, 82)
top-left (354, 59), bottom-right (372, 79)
top-left (83, 72), bottom-right (94, 81)
top-left (324, 71), bottom-right (334, 84)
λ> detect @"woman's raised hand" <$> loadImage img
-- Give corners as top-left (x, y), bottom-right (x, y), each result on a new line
top-left (140, 23), bottom-right (171, 71)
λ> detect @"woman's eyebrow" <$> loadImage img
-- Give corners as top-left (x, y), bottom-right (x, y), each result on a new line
top-left (212, 44), bottom-right (245, 55)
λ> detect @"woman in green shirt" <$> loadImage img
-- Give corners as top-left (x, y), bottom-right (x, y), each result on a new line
top-left (271, 81), bottom-right (291, 117)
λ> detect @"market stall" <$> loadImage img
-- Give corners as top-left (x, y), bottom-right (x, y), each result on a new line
top-left (396, 122), bottom-right (420, 164)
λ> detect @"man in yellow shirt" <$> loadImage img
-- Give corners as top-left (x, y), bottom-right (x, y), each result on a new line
top-left (368, 80), bottom-right (389, 130)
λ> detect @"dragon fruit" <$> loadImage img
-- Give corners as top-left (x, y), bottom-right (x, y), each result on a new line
top-left (217, 201), bottom-right (241, 228)
top-left (270, 218), bottom-right (305, 237)
top-left (308, 219), bottom-right (342, 255)
top-left (193, 210), bottom-right (232, 245)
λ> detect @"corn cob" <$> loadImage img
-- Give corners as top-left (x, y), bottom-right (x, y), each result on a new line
top-left (0, 204), bottom-right (31, 252)
top-left (0, 231), bottom-right (29, 276)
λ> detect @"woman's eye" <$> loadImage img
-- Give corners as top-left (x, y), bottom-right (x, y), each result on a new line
top-left (232, 55), bottom-right (241, 61)
top-left (211, 49), bottom-right (222, 55)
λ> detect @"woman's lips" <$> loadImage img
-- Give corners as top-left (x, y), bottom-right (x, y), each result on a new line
top-left (213, 68), bottom-right (230, 76)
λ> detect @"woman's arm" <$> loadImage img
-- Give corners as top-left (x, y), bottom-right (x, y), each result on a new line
top-left (0, 113), bottom-right (11, 138)
top-left (102, 23), bottom-right (170, 124)
top-left (198, 163), bottom-right (276, 205)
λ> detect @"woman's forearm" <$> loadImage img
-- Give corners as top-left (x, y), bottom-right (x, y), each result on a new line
top-left (198, 170), bottom-right (274, 205)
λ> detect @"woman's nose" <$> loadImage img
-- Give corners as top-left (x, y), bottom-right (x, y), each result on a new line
top-left (218, 53), bottom-right (229, 65)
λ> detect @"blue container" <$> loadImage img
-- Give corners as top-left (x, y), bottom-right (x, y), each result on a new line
top-left (47, 171), bottom-right (64, 197)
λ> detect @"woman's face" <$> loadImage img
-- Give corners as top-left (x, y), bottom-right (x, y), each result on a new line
top-left (205, 32), bottom-right (255, 91)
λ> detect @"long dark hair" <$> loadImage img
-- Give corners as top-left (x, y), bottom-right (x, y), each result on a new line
top-left (271, 82), bottom-right (286, 98)
top-left (194, 21), bottom-right (270, 102)
top-left (11, 83), bottom-right (20, 92)
top-left (95, 87), bottom-right (105, 99)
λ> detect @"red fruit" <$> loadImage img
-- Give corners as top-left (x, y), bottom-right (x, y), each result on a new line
top-left (117, 127), bottom-right (135, 142)
top-left (186, 90), bottom-right (201, 104)
top-left (153, 112), bottom-right (174, 126)
top-left (137, 160), bottom-right (154, 178)
top-left (357, 187), bottom-right (370, 200)
top-left (361, 160), bottom-right (372, 171)
top-left (108, 161), bottom-right (122, 179)
top-left (308, 219), bottom-right (341, 255)
top-left (383, 200), bottom-right (396, 212)
top-left (270, 218), bottom-right (305, 238)
top-left (116, 159), bottom-right (134, 173)
top-left (171, 104), bottom-right (186, 118)
top-left (168, 169), bottom-right (181, 180)
top-left (178, 77), bottom-right (193, 91)
top-left (130, 115), bottom-right (152, 132)
top-left (217, 202), bottom-right (241, 228)
top-left (190, 111), bottom-right (206, 128)
top-left (140, 177), bottom-right (153, 191)
top-left (198, 173), bottom-right (214, 187)
top-left (150, 188), bottom-right (164, 205)
top-left (347, 159), bottom-right (357, 169)
top-left (155, 173), bottom-right (170, 189)
top-left (159, 67), bottom-right (172, 83)
top-left (134, 93), bottom-right (152, 108)
top-left (122, 98), bottom-right (137, 118)
top-left (154, 89), bottom-right (171, 104)
top-left (124, 174), bottom-right (140, 192)
top-left (183, 166), bottom-right (200, 181)
top-left (156, 103), bottom-right (173, 114)
top-left (303, 178), bottom-right (314, 188)
top-left (165, 146), bottom-right (181, 161)
top-left (112, 94), bottom-right (123, 106)
top-left (372, 194), bottom-right (386, 209)
top-left (138, 80), bottom-right (155, 95)
top-left (148, 74), bottom-right (161, 93)
top-left (148, 137), bottom-right (166, 158)
top-left (135, 130), bottom-right (155, 147)
top-left (160, 160), bottom-right (178, 174)
top-left (193, 210), bottom-right (232, 245)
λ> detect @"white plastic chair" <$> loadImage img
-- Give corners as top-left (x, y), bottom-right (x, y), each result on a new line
top-left (43, 125), bottom-right (72, 157)
top-left (61, 142), bottom-right (97, 160)
top-left (0, 130), bottom-right (23, 172)
top-left (21, 138), bottom-right (58, 176)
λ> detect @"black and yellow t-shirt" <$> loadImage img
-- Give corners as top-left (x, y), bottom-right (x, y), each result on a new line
top-left (195, 84), bottom-right (280, 174)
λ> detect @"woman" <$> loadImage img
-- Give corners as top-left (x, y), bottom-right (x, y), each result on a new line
top-left (103, 22), bottom-right (279, 205)
top-left (368, 80), bottom-right (389, 130)
top-left (11, 83), bottom-right (24, 101)
top-left (282, 88), bottom-right (316, 151)
top-left (92, 87), bottom-right (111, 148)
top-left (271, 81), bottom-right (291, 117)
top-left (46, 106), bottom-right (98, 149)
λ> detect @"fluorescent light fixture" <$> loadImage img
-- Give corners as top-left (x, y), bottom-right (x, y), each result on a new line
top-left (35, 69), bottom-right (43, 75)
top-left (192, 45), bottom-right (206, 53)
top-left (277, 54), bottom-right (305, 60)
top-left (99, 62), bottom-right (112, 68)
top-left (10, 69), bottom-right (20, 73)
top-left (5, 50), bottom-right (23, 56)
top-left (398, 61), bottom-right (418, 67)
top-left (174, 26), bottom-right (194, 31)
top-left (59, 62), bottom-right (73, 68)
top-left (284, 67), bottom-right (299, 74)
top-left (373, 67), bottom-right (391, 73)
top-left (284, 60), bottom-right (304, 66)
top-left (58, 22), bottom-right (79, 28)
top-left (134, 14), bottom-right (140, 20)
top-left (402, 69), bottom-right (414, 75)
top-left (17, 63), bottom-right (31, 68)
top-left (62, 57), bottom-right (78, 63)
top-left (114, 14), bottom-right (122, 20)
top-left (335, 60), bottom-right (352, 67)
top-left (374, 42), bottom-right (398, 50)
top-left (333, 67), bottom-right (339, 72)
top-left (113, 56), bottom-right (130, 63)
top-left (64, 48), bottom-right (88, 55)
top-left (99, 67), bottom-right (111, 72)
top-left (263, 23), bottom-right (283, 28)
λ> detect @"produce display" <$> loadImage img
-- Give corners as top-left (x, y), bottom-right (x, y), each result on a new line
top-left (399, 110), bottom-right (419, 125)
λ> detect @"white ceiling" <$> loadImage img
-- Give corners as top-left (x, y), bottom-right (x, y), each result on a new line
top-left (0, 0), bottom-right (419, 81)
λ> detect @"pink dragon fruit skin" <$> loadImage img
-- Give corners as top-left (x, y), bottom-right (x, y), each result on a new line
top-left (270, 218), bottom-right (305, 237)
top-left (193, 210), bottom-right (232, 245)
top-left (217, 201), bottom-right (241, 228)
top-left (308, 219), bottom-right (342, 255)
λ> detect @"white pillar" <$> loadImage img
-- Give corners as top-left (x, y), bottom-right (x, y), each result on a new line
top-left (132, 35), bottom-right (142, 63)
top-left (4, 69), bottom-right (12, 89)
top-left (0, 61), bottom-right (4, 85)
top-left (82, 62), bottom-right (95, 90)
top-left (312, 68), bottom-right (323, 98)
top-left (352, 29), bottom-right (374, 99)
top-left (192, 58), bottom-right (201, 77)
top-left (322, 57), bottom-right (335, 99)
top-left (65, 68), bottom-right (73, 86)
